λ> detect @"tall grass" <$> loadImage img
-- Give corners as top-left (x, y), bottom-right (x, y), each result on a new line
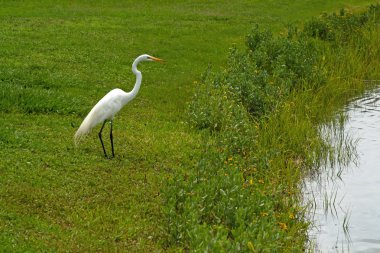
top-left (164, 5), bottom-right (380, 251)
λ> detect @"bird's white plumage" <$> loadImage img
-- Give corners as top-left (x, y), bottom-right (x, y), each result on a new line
top-left (74, 89), bottom-right (129, 142)
top-left (74, 54), bottom-right (162, 147)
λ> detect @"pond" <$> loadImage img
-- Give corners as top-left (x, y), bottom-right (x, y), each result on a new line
top-left (306, 86), bottom-right (380, 253)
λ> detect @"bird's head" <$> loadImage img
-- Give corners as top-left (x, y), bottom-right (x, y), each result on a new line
top-left (140, 54), bottom-right (164, 63)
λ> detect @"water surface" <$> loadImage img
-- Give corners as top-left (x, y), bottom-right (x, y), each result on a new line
top-left (307, 87), bottom-right (380, 252)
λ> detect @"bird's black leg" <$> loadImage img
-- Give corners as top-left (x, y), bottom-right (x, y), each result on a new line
top-left (99, 121), bottom-right (108, 158)
top-left (110, 120), bottom-right (115, 158)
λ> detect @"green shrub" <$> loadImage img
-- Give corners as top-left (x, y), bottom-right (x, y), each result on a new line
top-left (303, 4), bottom-right (380, 42)
top-left (189, 25), bottom-right (324, 127)
top-left (229, 27), bottom-right (324, 116)
top-left (163, 145), bottom-right (306, 252)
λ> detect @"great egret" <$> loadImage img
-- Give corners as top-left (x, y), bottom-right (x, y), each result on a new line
top-left (74, 54), bottom-right (163, 158)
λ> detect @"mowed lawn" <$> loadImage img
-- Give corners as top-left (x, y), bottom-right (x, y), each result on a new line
top-left (0, 0), bottom-right (376, 251)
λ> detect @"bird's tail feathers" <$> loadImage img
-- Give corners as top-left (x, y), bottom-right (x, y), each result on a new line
top-left (74, 129), bottom-right (89, 146)
top-left (74, 111), bottom-right (96, 146)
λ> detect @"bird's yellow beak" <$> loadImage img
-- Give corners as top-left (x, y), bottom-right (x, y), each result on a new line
top-left (149, 56), bottom-right (164, 63)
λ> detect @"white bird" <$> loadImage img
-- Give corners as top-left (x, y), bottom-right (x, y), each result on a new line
top-left (74, 54), bottom-right (163, 158)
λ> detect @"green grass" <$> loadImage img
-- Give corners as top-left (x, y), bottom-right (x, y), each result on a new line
top-left (0, 1), bottom-right (378, 252)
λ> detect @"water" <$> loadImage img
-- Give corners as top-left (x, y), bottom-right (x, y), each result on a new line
top-left (306, 87), bottom-right (380, 253)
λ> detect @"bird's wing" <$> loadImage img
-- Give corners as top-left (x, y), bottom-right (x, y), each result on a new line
top-left (74, 89), bottom-right (125, 143)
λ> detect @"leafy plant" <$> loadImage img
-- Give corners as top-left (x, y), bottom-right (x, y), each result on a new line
top-left (303, 4), bottom-right (380, 43)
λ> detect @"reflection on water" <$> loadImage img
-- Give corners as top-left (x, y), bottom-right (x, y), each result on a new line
top-left (306, 87), bottom-right (380, 252)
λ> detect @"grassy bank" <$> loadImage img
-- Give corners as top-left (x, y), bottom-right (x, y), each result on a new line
top-left (165, 4), bottom-right (380, 252)
top-left (0, 1), bottom-right (379, 252)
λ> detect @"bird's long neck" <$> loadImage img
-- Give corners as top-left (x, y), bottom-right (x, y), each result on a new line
top-left (129, 58), bottom-right (142, 99)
